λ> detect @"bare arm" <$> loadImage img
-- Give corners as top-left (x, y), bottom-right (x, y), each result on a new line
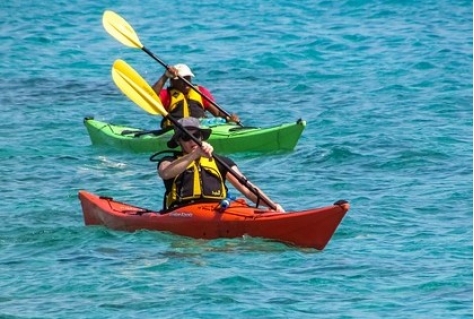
top-left (152, 73), bottom-right (169, 94)
top-left (199, 87), bottom-right (240, 123)
top-left (226, 166), bottom-right (284, 212)
top-left (152, 67), bottom-right (177, 95)
top-left (158, 142), bottom-right (214, 180)
top-left (206, 104), bottom-right (240, 123)
top-left (158, 152), bottom-right (198, 180)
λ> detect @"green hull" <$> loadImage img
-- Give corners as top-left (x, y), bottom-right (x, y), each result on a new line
top-left (84, 117), bottom-right (306, 154)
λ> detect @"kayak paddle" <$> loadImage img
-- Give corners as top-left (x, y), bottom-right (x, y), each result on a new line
top-left (103, 10), bottom-right (243, 127)
top-left (111, 59), bottom-right (163, 116)
top-left (111, 59), bottom-right (277, 210)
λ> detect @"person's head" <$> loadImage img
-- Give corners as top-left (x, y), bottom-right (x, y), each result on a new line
top-left (170, 63), bottom-right (194, 94)
top-left (167, 117), bottom-right (212, 152)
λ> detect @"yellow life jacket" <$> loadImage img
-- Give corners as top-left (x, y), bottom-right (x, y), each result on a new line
top-left (165, 156), bottom-right (227, 208)
top-left (161, 88), bottom-right (206, 129)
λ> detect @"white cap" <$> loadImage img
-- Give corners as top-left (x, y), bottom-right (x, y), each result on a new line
top-left (173, 63), bottom-right (194, 78)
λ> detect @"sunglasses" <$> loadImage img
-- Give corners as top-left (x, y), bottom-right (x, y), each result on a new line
top-left (180, 130), bottom-right (202, 142)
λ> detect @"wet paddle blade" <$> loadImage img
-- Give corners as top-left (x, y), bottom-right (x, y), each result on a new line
top-left (111, 59), bottom-right (167, 117)
top-left (102, 10), bottom-right (143, 49)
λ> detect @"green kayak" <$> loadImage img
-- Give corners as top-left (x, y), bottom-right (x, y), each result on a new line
top-left (84, 117), bottom-right (306, 154)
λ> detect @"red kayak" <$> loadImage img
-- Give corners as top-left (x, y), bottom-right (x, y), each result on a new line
top-left (78, 190), bottom-right (349, 250)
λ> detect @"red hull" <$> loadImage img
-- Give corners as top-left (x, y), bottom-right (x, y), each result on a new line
top-left (78, 190), bottom-right (349, 250)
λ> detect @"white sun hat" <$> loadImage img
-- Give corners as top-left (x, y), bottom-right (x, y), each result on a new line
top-left (173, 63), bottom-right (195, 78)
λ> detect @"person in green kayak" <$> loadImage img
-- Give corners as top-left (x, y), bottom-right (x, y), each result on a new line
top-left (152, 64), bottom-right (240, 129)
top-left (157, 117), bottom-right (284, 212)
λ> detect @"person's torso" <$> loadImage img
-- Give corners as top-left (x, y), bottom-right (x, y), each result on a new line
top-left (164, 156), bottom-right (228, 209)
top-left (161, 88), bottom-right (205, 129)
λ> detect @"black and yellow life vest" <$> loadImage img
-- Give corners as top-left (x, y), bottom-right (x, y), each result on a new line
top-left (165, 156), bottom-right (227, 208)
top-left (161, 88), bottom-right (206, 129)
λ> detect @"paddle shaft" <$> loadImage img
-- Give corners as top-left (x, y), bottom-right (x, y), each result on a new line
top-left (141, 47), bottom-right (244, 127)
top-left (167, 114), bottom-right (275, 209)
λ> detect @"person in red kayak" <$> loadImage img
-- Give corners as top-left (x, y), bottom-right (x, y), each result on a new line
top-left (152, 64), bottom-right (240, 129)
top-left (157, 117), bottom-right (284, 212)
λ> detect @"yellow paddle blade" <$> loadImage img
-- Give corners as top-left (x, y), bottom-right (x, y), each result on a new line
top-left (111, 59), bottom-right (168, 117)
top-left (102, 10), bottom-right (143, 49)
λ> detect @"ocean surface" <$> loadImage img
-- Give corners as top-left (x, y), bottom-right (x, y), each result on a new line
top-left (0, 0), bottom-right (472, 318)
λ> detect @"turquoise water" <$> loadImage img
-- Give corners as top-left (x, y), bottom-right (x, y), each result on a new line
top-left (1, 0), bottom-right (472, 318)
